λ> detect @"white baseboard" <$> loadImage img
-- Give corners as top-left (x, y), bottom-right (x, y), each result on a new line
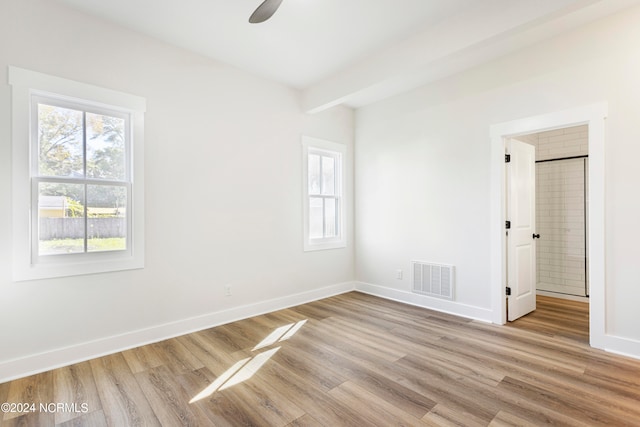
top-left (6, 279), bottom-right (636, 383)
top-left (0, 281), bottom-right (356, 383)
top-left (536, 290), bottom-right (589, 303)
top-left (603, 335), bottom-right (640, 361)
top-left (354, 281), bottom-right (493, 323)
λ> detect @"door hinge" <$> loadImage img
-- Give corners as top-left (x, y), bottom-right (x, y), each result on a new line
top-left (505, 220), bottom-right (511, 229)
top-left (505, 154), bottom-right (511, 163)
top-left (506, 287), bottom-right (511, 296)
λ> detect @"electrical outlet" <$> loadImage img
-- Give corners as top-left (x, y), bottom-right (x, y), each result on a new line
top-left (224, 284), bottom-right (232, 296)
top-left (396, 269), bottom-right (403, 280)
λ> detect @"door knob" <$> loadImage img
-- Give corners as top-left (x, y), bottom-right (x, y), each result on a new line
top-left (533, 233), bottom-right (540, 239)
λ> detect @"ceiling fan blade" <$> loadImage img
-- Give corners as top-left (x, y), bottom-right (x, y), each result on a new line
top-left (249, 0), bottom-right (284, 23)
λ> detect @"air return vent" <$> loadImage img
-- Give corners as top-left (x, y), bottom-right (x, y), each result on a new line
top-left (411, 261), bottom-right (455, 300)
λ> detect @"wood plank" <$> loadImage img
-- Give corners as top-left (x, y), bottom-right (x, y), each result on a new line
top-left (497, 375), bottom-right (637, 425)
top-left (423, 403), bottom-right (488, 427)
top-left (175, 333), bottom-right (242, 377)
top-left (278, 331), bottom-right (436, 418)
top-left (53, 361), bottom-right (102, 425)
top-left (89, 353), bottom-right (160, 426)
top-left (269, 345), bottom-right (347, 392)
top-left (0, 381), bottom-right (9, 424)
top-left (3, 372), bottom-right (53, 423)
top-left (395, 354), bottom-right (586, 426)
top-left (349, 367), bottom-right (436, 419)
top-left (221, 317), bottom-right (273, 349)
top-left (178, 348), bottom-right (306, 426)
top-left (197, 327), bottom-right (249, 355)
top-left (287, 300), bottom-right (344, 321)
top-left (2, 292), bottom-right (640, 426)
top-left (301, 318), bottom-right (406, 363)
top-left (55, 409), bottom-right (108, 427)
top-left (121, 344), bottom-right (165, 375)
top-left (191, 361), bottom-right (305, 427)
top-left (134, 365), bottom-right (212, 426)
top-left (1, 411), bottom-right (55, 427)
top-left (254, 357), bottom-right (380, 427)
top-left (327, 380), bottom-right (430, 426)
top-left (262, 308), bottom-right (310, 326)
top-left (147, 338), bottom-right (204, 376)
top-left (175, 368), bottom-right (263, 427)
top-left (489, 410), bottom-right (539, 427)
top-left (286, 413), bottom-right (324, 427)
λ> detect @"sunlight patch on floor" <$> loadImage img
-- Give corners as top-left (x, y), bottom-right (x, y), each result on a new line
top-left (190, 319), bottom-right (307, 403)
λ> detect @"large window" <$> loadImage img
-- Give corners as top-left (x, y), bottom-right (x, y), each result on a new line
top-left (302, 137), bottom-right (346, 251)
top-left (9, 67), bottom-right (145, 280)
top-left (33, 97), bottom-right (130, 257)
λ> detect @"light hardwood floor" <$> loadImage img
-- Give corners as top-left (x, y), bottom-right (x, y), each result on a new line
top-left (1, 292), bottom-right (639, 426)
top-left (508, 294), bottom-right (590, 344)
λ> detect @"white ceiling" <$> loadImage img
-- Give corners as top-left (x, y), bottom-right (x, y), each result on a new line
top-left (55, 0), bottom-right (640, 111)
top-left (55, 0), bottom-right (473, 87)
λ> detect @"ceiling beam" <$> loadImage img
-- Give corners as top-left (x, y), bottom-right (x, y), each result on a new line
top-left (302, 0), bottom-right (638, 113)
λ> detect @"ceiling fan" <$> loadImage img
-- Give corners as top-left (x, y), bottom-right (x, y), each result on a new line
top-left (249, 0), bottom-right (284, 23)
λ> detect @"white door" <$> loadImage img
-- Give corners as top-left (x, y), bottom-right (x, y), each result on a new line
top-left (507, 139), bottom-right (537, 321)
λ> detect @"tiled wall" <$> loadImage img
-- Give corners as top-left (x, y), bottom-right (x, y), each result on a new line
top-left (536, 159), bottom-right (588, 296)
top-left (525, 125), bottom-right (589, 161)
top-left (516, 125), bottom-right (589, 297)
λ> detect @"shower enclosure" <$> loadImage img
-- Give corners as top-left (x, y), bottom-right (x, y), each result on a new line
top-left (536, 157), bottom-right (588, 297)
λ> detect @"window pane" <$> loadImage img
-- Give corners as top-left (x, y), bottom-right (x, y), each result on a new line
top-left (309, 197), bottom-right (324, 239)
top-left (87, 113), bottom-right (126, 181)
top-left (87, 185), bottom-right (127, 252)
top-left (324, 198), bottom-right (337, 238)
top-left (37, 104), bottom-right (83, 177)
top-left (38, 182), bottom-right (85, 255)
top-left (308, 154), bottom-right (320, 195)
top-left (321, 156), bottom-right (335, 196)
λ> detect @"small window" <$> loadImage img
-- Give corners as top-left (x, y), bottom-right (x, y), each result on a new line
top-left (9, 67), bottom-right (145, 281)
top-left (302, 137), bottom-right (346, 251)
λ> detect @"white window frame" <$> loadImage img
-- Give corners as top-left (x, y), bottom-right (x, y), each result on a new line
top-left (302, 136), bottom-right (346, 251)
top-left (9, 66), bottom-right (146, 281)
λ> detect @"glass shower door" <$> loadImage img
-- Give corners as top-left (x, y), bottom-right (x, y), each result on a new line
top-left (536, 158), bottom-right (588, 297)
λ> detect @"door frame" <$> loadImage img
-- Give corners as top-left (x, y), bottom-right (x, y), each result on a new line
top-left (490, 103), bottom-right (607, 349)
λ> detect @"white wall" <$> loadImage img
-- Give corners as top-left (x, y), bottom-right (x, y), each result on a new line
top-left (355, 5), bottom-right (640, 353)
top-left (0, 0), bottom-right (354, 381)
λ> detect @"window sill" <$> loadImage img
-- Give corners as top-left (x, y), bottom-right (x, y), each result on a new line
top-left (13, 253), bottom-right (144, 282)
top-left (304, 240), bottom-right (346, 252)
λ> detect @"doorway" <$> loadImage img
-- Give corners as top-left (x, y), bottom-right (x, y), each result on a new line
top-left (530, 126), bottom-right (589, 300)
top-left (506, 125), bottom-right (590, 338)
top-left (490, 103), bottom-right (607, 350)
